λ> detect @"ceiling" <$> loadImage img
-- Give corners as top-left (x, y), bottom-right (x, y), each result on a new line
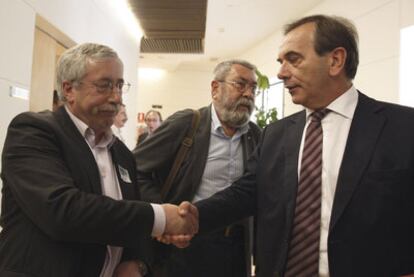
top-left (130, 0), bottom-right (207, 53)
top-left (131, 0), bottom-right (323, 71)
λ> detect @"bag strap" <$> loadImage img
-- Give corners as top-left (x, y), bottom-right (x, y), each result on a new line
top-left (160, 109), bottom-right (201, 201)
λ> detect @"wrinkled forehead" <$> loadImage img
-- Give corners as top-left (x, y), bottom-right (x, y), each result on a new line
top-left (278, 23), bottom-right (316, 58)
top-left (228, 64), bottom-right (256, 82)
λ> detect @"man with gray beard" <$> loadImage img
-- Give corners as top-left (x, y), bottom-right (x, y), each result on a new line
top-left (134, 60), bottom-right (261, 277)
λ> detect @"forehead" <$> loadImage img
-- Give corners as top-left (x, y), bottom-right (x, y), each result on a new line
top-left (278, 22), bottom-right (316, 58)
top-left (228, 64), bottom-right (256, 80)
top-left (147, 112), bottom-right (160, 119)
top-left (84, 57), bottom-right (123, 77)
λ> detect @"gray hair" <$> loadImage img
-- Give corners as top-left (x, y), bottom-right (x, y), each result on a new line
top-left (55, 43), bottom-right (120, 101)
top-left (213, 59), bottom-right (257, 81)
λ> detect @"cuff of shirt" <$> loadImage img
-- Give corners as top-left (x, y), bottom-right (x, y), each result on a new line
top-left (150, 203), bottom-right (166, 237)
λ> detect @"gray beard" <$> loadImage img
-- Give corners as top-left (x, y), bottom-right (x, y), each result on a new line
top-left (219, 108), bottom-right (251, 128)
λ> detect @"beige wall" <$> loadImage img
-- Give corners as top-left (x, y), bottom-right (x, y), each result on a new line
top-left (0, 0), bottom-right (141, 150)
top-left (138, 0), bottom-right (414, 120)
top-left (0, 0), bottom-right (141, 210)
top-left (240, 0), bottom-right (414, 116)
top-left (137, 68), bottom-right (213, 120)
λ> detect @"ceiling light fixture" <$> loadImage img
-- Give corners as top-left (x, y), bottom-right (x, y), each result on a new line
top-left (139, 68), bottom-right (166, 81)
top-left (106, 0), bottom-right (143, 42)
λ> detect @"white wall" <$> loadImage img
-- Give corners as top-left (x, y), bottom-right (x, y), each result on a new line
top-left (239, 0), bottom-right (414, 116)
top-left (137, 68), bottom-right (213, 120)
top-left (136, 0), bottom-right (414, 131)
top-left (0, 0), bottom-right (140, 151)
top-left (0, 0), bottom-right (141, 211)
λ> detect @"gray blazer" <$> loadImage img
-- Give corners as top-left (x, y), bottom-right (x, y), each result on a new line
top-left (134, 105), bottom-right (261, 276)
top-left (134, 105), bottom-right (261, 204)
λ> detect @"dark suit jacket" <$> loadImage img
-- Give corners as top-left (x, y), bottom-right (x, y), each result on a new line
top-left (135, 132), bottom-right (149, 148)
top-left (196, 93), bottom-right (414, 277)
top-left (134, 105), bottom-right (261, 275)
top-left (134, 105), bottom-right (261, 204)
top-left (0, 107), bottom-right (154, 277)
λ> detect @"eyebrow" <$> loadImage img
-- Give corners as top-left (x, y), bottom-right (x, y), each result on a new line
top-left (277, 51), bottom-right (302, 63)
top-left (237, 77), bottom-right (257, 84)
top-left (97, 77), bottom-right (125, 83)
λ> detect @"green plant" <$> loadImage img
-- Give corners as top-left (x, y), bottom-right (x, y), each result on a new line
top-left (254, 69), bottom-right (278, 128)
top-left (255, 69), bottom-right (270, 93)
top-left (255, 107), bottom-right (278, 128)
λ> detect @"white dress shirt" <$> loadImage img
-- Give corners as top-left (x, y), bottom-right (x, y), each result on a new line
top-left (193, 104), bottom-right (248, 202)
top-left (297, 86), bottom-right (358, 276)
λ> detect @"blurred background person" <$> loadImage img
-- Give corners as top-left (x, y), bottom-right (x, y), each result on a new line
top-left (135, 109), bottom-right (162, 147)
top-left (112, 103), bottom-right (128, 142)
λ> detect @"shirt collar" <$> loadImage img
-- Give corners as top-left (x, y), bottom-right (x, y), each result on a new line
top-left (65, 105), bottom-right (115, 148)
top-left (211, 104), bottom-right (249, 137)
top-left (305, 85), bottom-right (359, 120)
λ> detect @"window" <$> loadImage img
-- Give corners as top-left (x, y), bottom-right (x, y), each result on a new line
top-left (400, 25), bottom-right (414, 107)
top-left (253, 77), bottom-right (284, 124)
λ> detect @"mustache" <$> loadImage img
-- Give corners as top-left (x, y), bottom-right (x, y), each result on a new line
top-left (91, 104), bottom-right (120, 115)
top-left (235, 97), bottom-right (254, 112)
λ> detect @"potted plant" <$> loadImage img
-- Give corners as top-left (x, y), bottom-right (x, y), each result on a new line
top-left (255, 69), bottom-right (278, 128)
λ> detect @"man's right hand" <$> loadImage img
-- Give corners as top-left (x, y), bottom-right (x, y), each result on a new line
top-left (160, 201), bottom-right (199, 248)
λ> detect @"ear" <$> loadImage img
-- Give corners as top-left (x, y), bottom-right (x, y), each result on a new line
top-left (211, 80), bottom-right (219, 100)
top-left (328, 47), bottom-right (347, 77)
top-left (62, 81), bottom-right (75, 103)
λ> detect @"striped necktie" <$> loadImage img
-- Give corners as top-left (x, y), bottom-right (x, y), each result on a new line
top-left (285, 109), bottom-right (330, 277)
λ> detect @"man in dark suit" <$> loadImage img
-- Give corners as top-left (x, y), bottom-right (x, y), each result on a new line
top-left (175, 15), bottom-right (414, 277)
top-left (134, 60), bottom-right (261, 276)
top-left (0, 43), bottom-right (197, 277)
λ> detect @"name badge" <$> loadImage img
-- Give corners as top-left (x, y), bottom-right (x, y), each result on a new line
top-left (118, 165), bottom-right (132, 183)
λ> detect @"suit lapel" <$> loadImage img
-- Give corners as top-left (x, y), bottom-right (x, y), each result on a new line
top-left (55, 107), bottom-right (102, 194)
top-left (111, 146), bottom-right (136, 200)
top-left (329, 93), bottom-right (386, 231)
top-left (284, 111), bottom-right (306, 224)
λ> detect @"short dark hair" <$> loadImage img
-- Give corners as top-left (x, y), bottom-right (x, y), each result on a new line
top-left (284, 15), bottom-right (359, 79)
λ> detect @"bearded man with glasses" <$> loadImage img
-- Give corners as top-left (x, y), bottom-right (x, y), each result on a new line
top-left (134, 59), bottom-right (262, 277)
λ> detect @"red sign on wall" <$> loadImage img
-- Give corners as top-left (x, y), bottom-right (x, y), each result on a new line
top-left (137, 112), bottom-right (145, 123)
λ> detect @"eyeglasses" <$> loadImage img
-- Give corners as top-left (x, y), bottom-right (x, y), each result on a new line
top-left (218, 80), bottom-right (258, 95)
top-left (78, 80), bottom-right (131, 95)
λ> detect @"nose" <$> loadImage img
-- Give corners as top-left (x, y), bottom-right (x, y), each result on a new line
top-left (108, 88), bottom-right (122, 103)
top-left (242, 85), bottom-right (256, 97)
top-left (277, 61), bottom-right (290, 81)
top-left (243, 89), bottom-right (254, 98)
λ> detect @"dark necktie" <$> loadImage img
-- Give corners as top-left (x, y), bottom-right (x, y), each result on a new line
top-left (285, 109), bottom-right (330, 277)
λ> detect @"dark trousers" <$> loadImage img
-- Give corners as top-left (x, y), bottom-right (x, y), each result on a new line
top-left (157, 225), bottom-right (247, 277)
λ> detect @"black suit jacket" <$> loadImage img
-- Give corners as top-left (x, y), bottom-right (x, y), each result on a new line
top-left (196, 93), bottom-right (414, 277)
top-left (0, 107), bottom-right (154, 277)
top-left (136, 132), bottom-right (149, 148)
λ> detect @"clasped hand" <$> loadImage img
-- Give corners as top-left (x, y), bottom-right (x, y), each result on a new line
top-left (159, 201), bottom-right (198, 248)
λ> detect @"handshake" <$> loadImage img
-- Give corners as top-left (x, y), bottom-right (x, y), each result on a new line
top-left (159, 201), bottom-right (199, 248)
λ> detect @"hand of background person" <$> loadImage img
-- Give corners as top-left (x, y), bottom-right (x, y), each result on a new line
top-left (159, 201), bottom-right (199, 248)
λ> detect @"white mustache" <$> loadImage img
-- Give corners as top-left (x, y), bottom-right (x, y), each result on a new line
top-left (91, 105), bottom-right (119, 115)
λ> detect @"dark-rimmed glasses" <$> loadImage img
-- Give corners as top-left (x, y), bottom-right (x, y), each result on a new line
top-left (78, 80), bottom-right (131, 95)
top-left (218, 80), bottom-right (258, 95)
